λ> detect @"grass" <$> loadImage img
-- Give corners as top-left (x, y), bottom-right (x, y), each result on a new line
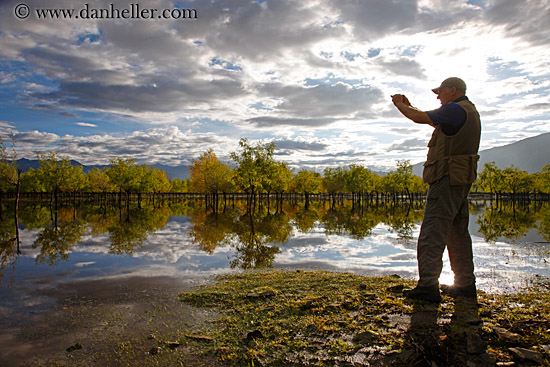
top-left (180, 269), bottom-right (415, 365)
top-left (22, 270), bottom-right (550, 366)
top-left (179, 270), bottom-right (550, 366)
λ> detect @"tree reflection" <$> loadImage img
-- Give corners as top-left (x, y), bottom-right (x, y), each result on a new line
top-left (188, 203), bottom-right (295, 269)
top-left (189, 207), bottom-right (236, 254)
top-left (33, 207), bottom-right (86, 265)
top-left (26, 203), bottom-right (173, 265)
top-left (293, 204), bottom-right (320, 233)
top-left (318, 202), bottom-right (421, 243)
top-left (107, 206), bottom-right (171, 254)
top-left (188, 201), bottom-right (424, 269)
top-left (230, 207), bottom-right (291, 269)
top-left (1, 199), bottom-right (548, 283)
top-left (477, 202), bottom-right (538, 242)
top-left (0, 208), bottom-right (18, 285)
top-left (538, 204), bottom-right (550, 243)
top-left (19, 204), bottom-right (51, 230)
top-left (383, 204), bottom-right (424, 244)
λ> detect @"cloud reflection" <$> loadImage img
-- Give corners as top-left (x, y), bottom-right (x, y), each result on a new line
top-left (4, 202), bottom-right (550, 293)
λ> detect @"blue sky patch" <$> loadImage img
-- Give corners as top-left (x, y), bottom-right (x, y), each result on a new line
top-left (209, 58), bottom-right (243, 71)
top-left (76, 31), bottom-right (103, 45)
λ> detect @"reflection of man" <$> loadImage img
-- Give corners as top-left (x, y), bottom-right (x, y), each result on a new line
top-left (391, 77), bottom-right (481, 303)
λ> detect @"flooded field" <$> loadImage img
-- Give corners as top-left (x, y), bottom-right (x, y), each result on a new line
top-left (1, 199), bottom-right (549, 364)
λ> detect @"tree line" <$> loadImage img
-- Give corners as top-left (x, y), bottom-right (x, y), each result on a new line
top-left (475, 162), bottom-right (550, 202)
top-left (0, 137), bottom-right (426, 205)
top-left (194, 139), bottom-right (427, 208)
top-left (2, 136), bottom-right (550, 207)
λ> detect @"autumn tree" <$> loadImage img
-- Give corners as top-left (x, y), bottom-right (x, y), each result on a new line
top-left (20, 168), bottom-right (45, 193)
top-left (0, 134), bottom-right (20, 195)
top-left (533, 164), bottom-right (550, 194)
top-left (409, 174), bottom-right (428, 198)
top-left (65, 164), bottom-right (87, 197)
top-left (230, 138), bottom-right (276, 203)
top-left (266, 161), bottom-right (293, 208)
top-left (381, 171), bottom-right (399, 200)
top-left (395, 160), bottom-right (414, 202)
top-left (86, 167), bottom-right (114, 193)
top-left (477, 162), bottom-right (503, 195)
top-left (36, 152), bottom-right (85, 206)
top-left (105, 157), bottom-right (142, 209)
top-left (142, 166), bottom-right (171, 206)
top-left (0, 134), bottom-right (22, 254)
top-left (149, 167), bottom-right (171, 193)
top-left (370, 173), bottom-right (384, 204)
top-left (347, 164), bottom-right (374, 206)
top-left (135, 165), bottom-right (154, 205)
top-left (190, 149), bottom-right (233, 194)
top-left (170, 178), bottom-right (191, 193)
top-left (291, 169), bottom-right (321, 208)
top-left (189, 149), bottom-right (234, 210)
top-left (322, 167), bottom-right (347, 207)
top-left (501, 166), bottom-right (531, 198)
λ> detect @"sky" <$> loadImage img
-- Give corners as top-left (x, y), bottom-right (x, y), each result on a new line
top-left (1, 0), bottom-right (549, 173)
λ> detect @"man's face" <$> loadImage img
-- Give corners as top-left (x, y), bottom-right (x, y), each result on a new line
top-left (436, 86), bottom-right (455, 105)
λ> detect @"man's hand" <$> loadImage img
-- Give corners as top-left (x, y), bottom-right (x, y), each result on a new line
top-left (391, 94), bottom-right (434, 126)
top-left (391, 94), bottom-right (411, 107)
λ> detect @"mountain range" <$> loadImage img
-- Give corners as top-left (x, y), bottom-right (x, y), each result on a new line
top-left (16, 159), bottom-right (191, 180)
top-left (412, 132), bottom-right (550, 177)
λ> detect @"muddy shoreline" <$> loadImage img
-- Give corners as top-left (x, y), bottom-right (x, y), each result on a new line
top-left (0, 275), bottom-right (216, 366)
top-left (2, 271), bottom-right (549, 366)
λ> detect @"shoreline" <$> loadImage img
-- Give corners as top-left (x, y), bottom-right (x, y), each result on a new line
top-left (0, 275), bottom-right (215, 366)
top-left (2, 270), bottom-right (548, 366)
top-left (180, 270), bottom-right (550, 366)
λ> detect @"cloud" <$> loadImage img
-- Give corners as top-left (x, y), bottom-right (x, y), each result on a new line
top-left (330, 0), bottom-right (419, 40)
top-left (273, 138), bottom-right (328, 151)
top-left (48, 127), bottom-right (223, 165)
top-left (1, 0), bottom-right (549, 171)
top-left (377, 57), bottom-right (427, 78)
top-left (15, 130), bottom-right (60, 145)
top-left (485, 0), bottom-right (550, 46)
top-left (0, 121), bottom-right (16, 129)
top-left (75, 122), bottom-right (97, 127)
top-left (255, 82), bottom-right (384, 121)
top-left (29, 78), bottom-right (247, 115)
top-left (387, 138), bottom-right (427, 152)
top-left (0, 71), bottom-right (17, 84)
top-left (527, 103), bottom-right (550, 111)
top-left (248, 116), bottom-right (335, 128)
top-left (201, 0), bottom-right (344, 61)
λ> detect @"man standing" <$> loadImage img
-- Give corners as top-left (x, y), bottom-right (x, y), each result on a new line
top-left (391, 77), bottom-right (481, 303)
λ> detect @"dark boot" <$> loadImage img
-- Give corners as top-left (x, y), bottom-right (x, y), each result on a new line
top-left (403, 285), bottom-right (441, 303)
top-left (440, 283), bottom-right (477, 299)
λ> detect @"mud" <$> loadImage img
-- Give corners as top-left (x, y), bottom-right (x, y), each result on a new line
top-left (0, 276), bottom-right (216, 366)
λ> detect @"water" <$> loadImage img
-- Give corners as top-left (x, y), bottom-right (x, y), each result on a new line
top-left (1, 199), bottom-right (548, 365)
top-left (1, 200), bottom-right (549, 314)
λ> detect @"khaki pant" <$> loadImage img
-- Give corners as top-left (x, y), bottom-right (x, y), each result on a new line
top-left (417, 175), bottom-right (475, 288)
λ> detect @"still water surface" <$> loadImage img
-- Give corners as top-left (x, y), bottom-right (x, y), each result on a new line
top-left (1, 200), bottom-right (549, 314)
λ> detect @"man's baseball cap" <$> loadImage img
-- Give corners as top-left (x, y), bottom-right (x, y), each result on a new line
top-left (432, 77), bottom-right (467, 94)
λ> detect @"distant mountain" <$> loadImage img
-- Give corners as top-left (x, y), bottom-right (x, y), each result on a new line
top-left (16, 158), bottom-right (190, 180)
top-left (16, 158), bottom-right (100, 172)
top-left (412, 132), bottom-right (550, 176)
top-left (151, 163), bottom-right (190, 180)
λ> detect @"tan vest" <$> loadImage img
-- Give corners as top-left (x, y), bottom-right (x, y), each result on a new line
top-left (422, 99), bottom-right (481, 185)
